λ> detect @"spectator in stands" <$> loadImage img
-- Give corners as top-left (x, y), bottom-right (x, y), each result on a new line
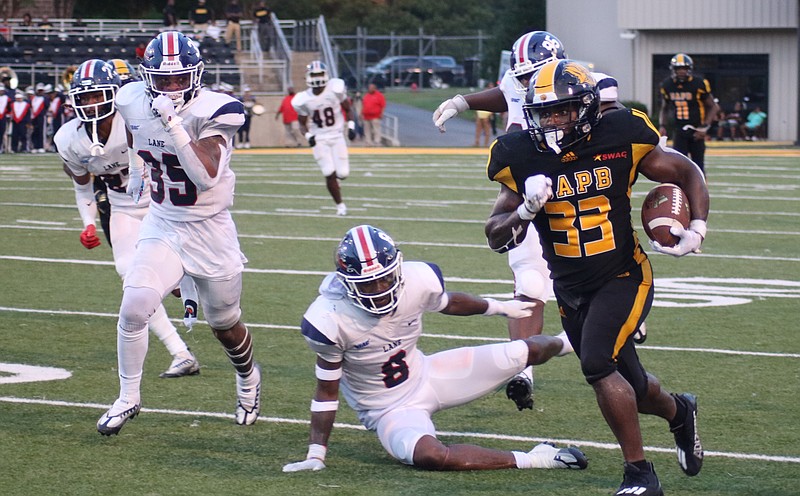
top-left (716, 101), bottom-right (743, 141)
top-left (275, 87), bottom-right (304, 147)
top-left (135, 42), bottom-right (146, 61)
top-left (224, 0), bottom-right (243, 51)
top-left (741, 106), bottom-right (767, 140)
top-left (163, 0), bottom-right (179, 30)
top-left (19, 13), bottom-right (33, 29)
top-left (189, 0), bottom-right (215, 40)
top-left (38, 15), bottom-right (54, 32)
top-left (361, 83), bottom-right (386, 146)
top-left (253, 1), bottom-right (273, 53)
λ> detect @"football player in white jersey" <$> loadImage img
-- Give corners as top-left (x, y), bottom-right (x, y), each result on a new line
top-left (291, 61), bottom-right (357, 216)
top-left (95, 32), bottom-right (261, 436)
top-left (56, 59), bottom-right (200, 382)
top-left (432, 31), bottom-right (643, 412)
top-left (283, 225), bottom-right (585, 473)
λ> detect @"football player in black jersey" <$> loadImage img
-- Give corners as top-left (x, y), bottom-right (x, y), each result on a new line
top-left (485, 60), bottom-right (710, 496)
top-left (658, 53), bottom-right (718, 174)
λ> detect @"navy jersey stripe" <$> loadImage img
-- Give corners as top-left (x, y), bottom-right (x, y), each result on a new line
top-left (210, 101), bottom-right (244, 120)
top-left (300, 317), bottom-right (335, 345)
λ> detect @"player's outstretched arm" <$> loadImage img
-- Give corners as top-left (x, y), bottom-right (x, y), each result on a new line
top-left (283, 357), bottom-right (341, 473)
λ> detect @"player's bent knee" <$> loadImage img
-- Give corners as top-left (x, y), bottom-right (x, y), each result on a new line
top-left (205, 306), bottom-right (241, 330)
top-left (514, 269), bottom-right (548, 301)
top-left (412, 435), bottom-right (449, 470)
top-left (580, 354), bottom-right (617, 384)
top-left (119, 286), bottom-right (162, 330)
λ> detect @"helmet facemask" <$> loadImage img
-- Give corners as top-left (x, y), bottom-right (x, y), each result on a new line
top-left (142, 65), bottom-right (203, 111)
top-left (140, 31), bottom-right (204, 112)
top-left (335, 225), bottom-right (404, 316)
top-left (524, 60), bottom-right (600, 154)
top-left (305, 61), bottom-right (329, 88)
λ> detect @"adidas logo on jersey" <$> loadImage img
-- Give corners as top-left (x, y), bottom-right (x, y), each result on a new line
top-left (561, 151), bottom-right (578, 163)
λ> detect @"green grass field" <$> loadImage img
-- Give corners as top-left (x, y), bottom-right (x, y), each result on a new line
top-left (1, 147), bottom-right (798, 495)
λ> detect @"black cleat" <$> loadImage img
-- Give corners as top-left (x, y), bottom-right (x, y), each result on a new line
top-left (633, 322), bottom-right (647, 344)
top-left (506, 375), bottom-right (533, 411)
top-left (615, 461), bottom-right (663, 496)
top-left (671, 392), bottom-right (703, 476)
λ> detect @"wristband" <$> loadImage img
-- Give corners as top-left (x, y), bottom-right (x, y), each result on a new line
top-left (347, 120), bottom-right (355, 130)
top-left (483, 298), bottom-right (501, 316)
top-left (305, 131), bottom-right (314, 140)
top-left (516, 202), bottom-right (537, 221)
top-left (689, 219), bottom-right (707, 239)
top-left (452, 94), bottom-right (469, 112)
top-left (310, 400), bottom-right (339, 412)
top-left (168, 122), bottom-right (192, 149)
top-left (307, 443), bottom-right (327, 461)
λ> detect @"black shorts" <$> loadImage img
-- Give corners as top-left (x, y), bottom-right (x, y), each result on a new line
top-left (556, 258), bottom-right (654, 399)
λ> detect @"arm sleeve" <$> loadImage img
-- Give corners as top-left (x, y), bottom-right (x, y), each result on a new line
top-left (73, 180), bottom-right (97, 227)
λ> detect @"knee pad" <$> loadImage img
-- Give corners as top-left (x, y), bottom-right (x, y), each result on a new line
top-left (197, 277), bottom-right (243, 330)
top-left (119, 286), bottom-right (162, 332)
top-left (514, 269), bottom-right (549, 301)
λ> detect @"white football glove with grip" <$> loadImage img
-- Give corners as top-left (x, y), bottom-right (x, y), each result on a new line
top-left (517, 175), bottom-right (553, 220)
top-left (650, 219), bottom-right (707, 257)
top-left (152, 94), bottom-right (180, 129)
top-left (126, 148), bottom-right (146, 204)
top-left (484, 298), bottom-right (537, 319)
top-left (282, 458), bottom-right (326, 472)
top-left (283, 443), bottom-right (327, 473)
top-left (433, 94), bottom-right (469, 132)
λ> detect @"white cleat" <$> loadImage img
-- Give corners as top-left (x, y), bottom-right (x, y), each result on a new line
top-left (159, 350), bottom-right (200, 378)
top-left (97, 399), bottom-right (141, 436)
top-left (235, 364), bottom-right (262, 425)
top-left (336, 203), bottom-right (347, 216)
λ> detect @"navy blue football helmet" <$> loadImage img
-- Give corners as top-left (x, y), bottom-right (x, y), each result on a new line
top-left (335, 225), bottom-right (404, 315)
top-left (509, 31), bottom-right (566, 94)
top-left (139, 31), bottom-right (204, 109)
top-left (523, 59), bottom-right (599, 154)
top-left (68, 59), bottom-right (121, 123)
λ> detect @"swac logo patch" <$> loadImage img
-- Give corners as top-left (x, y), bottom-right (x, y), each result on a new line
top-left (593, 151), bottom-right (628, 161)
top-left (561, 151), bottom-right (578, 163)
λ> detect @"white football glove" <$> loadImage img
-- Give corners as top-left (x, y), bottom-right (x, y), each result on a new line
top-left (517, 174), bottom-right (553, 220)
top-left (126, 148), bottom-right (147, 204)
top-left (432, 94), bottom-right (469, 132)
top-left (152, 94), bottom-right (181, 128)
top-left (282, 458), bottom-right (326, 473)
top-left (649, 220), bottom-right (707, 257)
top-left (484, 298), bottom-right (537, 319)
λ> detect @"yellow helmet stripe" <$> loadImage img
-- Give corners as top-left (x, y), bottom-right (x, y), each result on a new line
top-left (532, 60), bottom-right (559, 97)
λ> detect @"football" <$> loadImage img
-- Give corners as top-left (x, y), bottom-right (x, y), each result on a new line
top-left (641, 183), bottom-right (691, 247)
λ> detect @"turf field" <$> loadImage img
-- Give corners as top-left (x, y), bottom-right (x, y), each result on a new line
top-left (0, 146), bottom-right (798, 495)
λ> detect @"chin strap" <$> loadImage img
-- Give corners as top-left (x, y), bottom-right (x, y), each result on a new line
top-left (89, 120), bottom-right (105, 156)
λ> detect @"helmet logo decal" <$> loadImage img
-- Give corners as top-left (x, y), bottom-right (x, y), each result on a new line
top-left (564, 64), bottom-right (590, 84)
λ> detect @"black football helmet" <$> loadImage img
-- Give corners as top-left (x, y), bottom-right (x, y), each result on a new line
top-left (68, 59), bottom-right (120, 123)
top-left (107, 58), bottom-right (139, 86)
top-left (509, 31), bottom-right (566, 94)
top-left (523, 59), bottom-right (600, 154)
top-left (670, 53), bottom-right (693, 82)
top-left (335, 225), bottom-right (404, 315)
top-left (305, 60), bottom-right (329, 88)
top-left (139, 31), bottom-right (204, 110)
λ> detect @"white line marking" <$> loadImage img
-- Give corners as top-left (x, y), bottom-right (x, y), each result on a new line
top-left (1, 306), bottom-right (797, 358)
top-left (0, 396), bottom-right (797, 464)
